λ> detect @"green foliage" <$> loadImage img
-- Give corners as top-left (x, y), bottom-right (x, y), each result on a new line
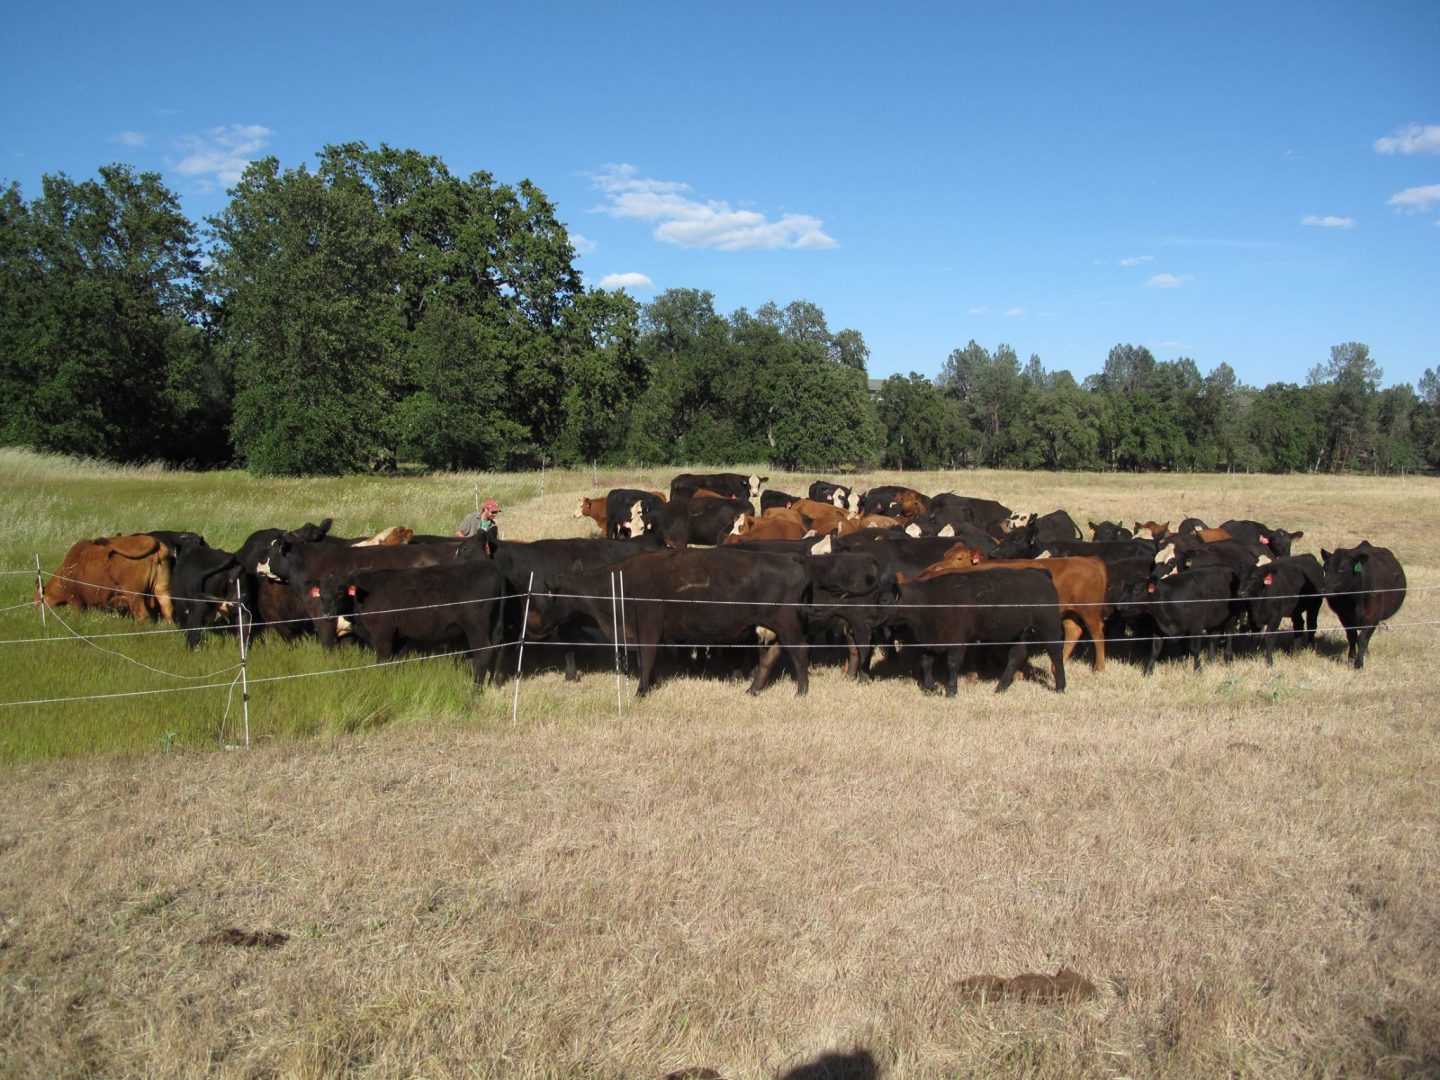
top-left (0, 167), bottom-right (225, 465)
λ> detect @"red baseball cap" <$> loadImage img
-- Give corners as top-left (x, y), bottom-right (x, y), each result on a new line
top-left (483, 499), bottom-right (500, 513)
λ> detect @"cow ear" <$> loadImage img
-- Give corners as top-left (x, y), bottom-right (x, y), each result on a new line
top-left (1290, 530), bottom-right (1304, 541)
top-left (1321, 548), bottom-right (1332, 562)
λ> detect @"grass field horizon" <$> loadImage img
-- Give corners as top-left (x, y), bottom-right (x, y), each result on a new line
top-left (1, 448), bottom-right (1437, 1076)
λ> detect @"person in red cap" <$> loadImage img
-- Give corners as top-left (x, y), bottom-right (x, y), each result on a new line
top-left (455, 498), bottom-right (501, 539)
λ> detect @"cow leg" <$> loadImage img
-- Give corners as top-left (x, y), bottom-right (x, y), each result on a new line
top-left (995, 642), bottom-right (1028, 692)
top-left (1354, 626), bottom-right (1374, 669)
top-left (1061, 617), bottom-right (1082, 661)
top-left (748, 643), bottom-right (783, 695)
top-left (635, 639), bottom-right (658, 694)
top-left (1085, 613), bottom-right (1106, 671)
top-left (1264, 617), bottom-right (1281, 666)
top-left (1145, 633), bottom-right (1162, 676)
top-left (919, 652), bottom-right (939, 693)
top-left (1344, 626), bottom-right (1359, 663)
top-left (783, 624), bottom-right (810, 696)
top-left (1048, 640), bottom-right (1067, 693)
top-left (943, 647), bottom-right (963, 696)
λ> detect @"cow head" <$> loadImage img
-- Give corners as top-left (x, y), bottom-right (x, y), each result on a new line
top-left (628, 500), bottom-right (647, 538)
top-left (749, 474), bottom-right (768, 499)
top-left (1322, 543), bottom-right (1374, 593)
top-left (1000, 511), bottom-right (1033, 534)
top-left (809, 535), bottom-right (834, 556)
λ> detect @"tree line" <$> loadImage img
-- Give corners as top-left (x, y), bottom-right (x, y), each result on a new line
top-left (3, 145), bottom-right (1438, 475)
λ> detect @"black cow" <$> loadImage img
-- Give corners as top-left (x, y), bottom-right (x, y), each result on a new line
top-left (872, 568), bottom-right (1066, 695)
top-left (859, 485), bottom-right (931, 517)
top-left (1219, 519), bottom-right (1304, 559)
top-left (643, 496), bottom-right (750, 549)
top-left (670, 472), bottom-right (767, 502)
top-left (171, 545), bottom-right (249, 648)
top-left (604, 488), bottom-right (667, 539)
top-left (760, 489), bottom-right (801, 513)
top-left (235, 518), bottom-right (343, 575)
top-left (257, 534), bottom-right (464, 646)
top-left (922, 494), bottom-right (1013, 533)
top-left (321, 561), bottom-right (507, 685)
top-left (1240, 554), bottom-right (1324, 665)
top-left (146, 530), bottom-right (209, 560)
top-left (467, 533), bottom-right (667, 681)
top-left (1088, 521), bottom-right (1133, 542)
top-left (536, 547), bottom-right (813, 696)
top-left (807, 480), bottom-right (857, 509)
top-left (1118, 565), bottom-right (1242, 675)
top-left (1321, 541), bottom-right (1407, 669)
top-left (804, 551), bottom-right (888, 681)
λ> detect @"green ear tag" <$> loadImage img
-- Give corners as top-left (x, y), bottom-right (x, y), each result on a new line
top-left (1353, 563), bottom-right (1363, 573)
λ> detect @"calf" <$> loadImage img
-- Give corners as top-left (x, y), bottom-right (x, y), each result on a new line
top-left (1119, 565), bottom-right (1242, 675)
top-left (1241, 554), bottom-right (1324, 665)
top-left (1321, 541), bottom-right (1406, 669)
top-left (171, 545), bottom-right (249, 648)
top-left (321, 561), bottom-right (507, 685)
top-left (872, 568), bottom-right (1066, 695)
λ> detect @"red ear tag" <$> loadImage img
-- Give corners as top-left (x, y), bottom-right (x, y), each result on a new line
top-left (1260, 535), bottom-right (1270, 545)
top-left (1147, 581), bottom-right (1156, 594)
top-left (309, 586), bottom-right (320, 598)
top-left (347, 584), bottom-right (357, 596)
top-left (971, 552), bottom-right (981, 565)
top-left (1263, 573), bottom-right (1274, 586)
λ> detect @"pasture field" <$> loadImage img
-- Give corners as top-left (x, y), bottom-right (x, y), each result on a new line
top-left (1, 447), bottom-right (1437, 1077)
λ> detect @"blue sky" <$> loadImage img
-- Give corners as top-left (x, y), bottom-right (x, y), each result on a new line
top-left (4, 1), bottom-right (1437, 389)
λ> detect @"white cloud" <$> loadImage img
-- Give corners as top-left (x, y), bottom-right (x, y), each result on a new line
top-left (1301, 214), bottom-right (1355, 229)
top-left (569, 233), bottom-right (597, 255)
top-left (173, 123), bottom-right (274, 187)
top-left (109, 130), bottom-right (148, 148)
top-left (1374, 123), bottom-right (1440, 155)
top-left (1388, 184), bottom-right (1440, 213)
top-left (598, 272), bottom-right (653, 291)
top-left (1119, 255), bottom-right (1154, 266)
top-left (966, 306), bottom-right (989, 315)
top-left (1145, 273), bottom-right (1189, 289)
top-left (1004, 307), bottom-right (1025, 317)
top-left (590, 163), bottom-right (836, 251)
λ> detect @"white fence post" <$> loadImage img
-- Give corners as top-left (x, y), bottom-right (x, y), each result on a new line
top-left (611, 572), bottom-right (623, 719)
top-left (236, 578), bottom-right (251, 750)
top-left (511, 572), bottom-right (534, 726)
top-left (33, 554), bottom-right (45, 629)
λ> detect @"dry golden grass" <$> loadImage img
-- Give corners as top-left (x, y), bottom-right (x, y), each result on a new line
top-left (1, 462), bottom-right (1438, 1077)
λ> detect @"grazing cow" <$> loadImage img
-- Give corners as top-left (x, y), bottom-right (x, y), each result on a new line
top-left (760, 489), bottom-right (801, 513)
top-left (536, 547), bottom-right (813, 696)
top-left (321, 561), bottom-right (507, 686)
top-left (1219, 519), bottom-right (1304, 559)
top-left (1240, 554), bottom-right (1324, 665)
top-left (872, 568), bottom-right (1067, 695)
top-left (913, 552), bottom-right (1110, 671)
top-left (253, 577), bottom-right (314, 643)
top-left (171, 545), bottom-right (250, 648)
top-left (1118, 565), bottom-right (1242, 675)
top-left (39, 535), bottom-right (175, 621)
top-left (574, 496), bottom-right (608, 536)
top-left (670, 472), bottom-right (767, 502)
top-left (1321, 541), bottom-right (1407, 669)
top-left (804, 551), bottom-right (889, 680)
top-left (604, 488), bottom-right (666, 539)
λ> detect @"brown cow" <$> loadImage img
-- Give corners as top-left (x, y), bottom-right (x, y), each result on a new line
top-left (791, 499), bottom-right (854, 536)
top-left (39, 535), bottom-right (176, 621)
top-left (912, 547), bottom-right (1110, 670)
top-left (724, 514), bottom-right (809, 542)
top-left (574, 497), bottom-right (608, 536)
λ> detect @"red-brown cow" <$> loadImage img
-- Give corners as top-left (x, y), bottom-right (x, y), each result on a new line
top-left (39, 535), bottom-right (176, 621)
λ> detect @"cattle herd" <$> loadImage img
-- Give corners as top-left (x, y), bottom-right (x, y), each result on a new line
top-left (35, 472), bottom-right (1409, 697)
